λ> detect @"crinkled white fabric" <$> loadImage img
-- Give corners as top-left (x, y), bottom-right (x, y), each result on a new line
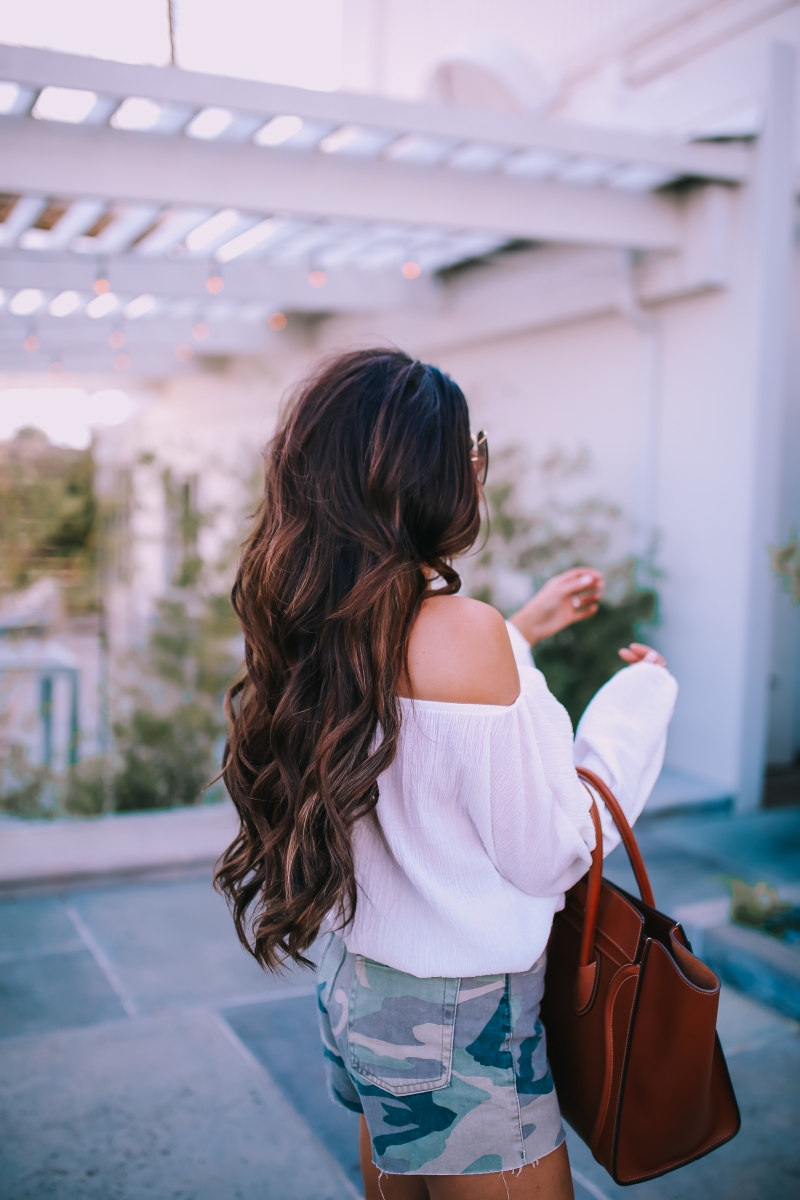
top-left (344, 622), bottom-right (678, 977)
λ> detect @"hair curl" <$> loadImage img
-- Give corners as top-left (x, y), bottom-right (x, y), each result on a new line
top-left (215, 349), bottom-right (481, 969)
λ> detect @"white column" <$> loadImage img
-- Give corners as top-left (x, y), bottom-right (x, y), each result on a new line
top-left (736, 42), bottom-right (796, 808)
top-left (766, 248), bottom-right (800, 765)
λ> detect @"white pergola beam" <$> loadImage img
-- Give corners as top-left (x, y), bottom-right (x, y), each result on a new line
top-left (0, 316), bottom-right (292, 350)
top-left (0, 116), bottom-right (683, 251)
top-left (0, 249), bottom-right (430, 310)
top-left (0, 43), bottom-right (751, 183)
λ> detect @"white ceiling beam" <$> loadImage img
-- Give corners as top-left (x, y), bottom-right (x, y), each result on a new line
top-left (0, 249), bottom-right (430, 311)
top-left (0, 116), bottom-right (683, 251)
top-left (0, 43), bottom-right (751, 183)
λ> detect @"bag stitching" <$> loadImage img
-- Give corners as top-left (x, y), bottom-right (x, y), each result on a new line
top-left (505, 974), bottom-right (528, 1165)
top-left (590, 967), bottom-right (639, 1155)
top-left (603, 972), bottom-right (639, 1156)
top-left (610, 951), bottom-right (648, 1178)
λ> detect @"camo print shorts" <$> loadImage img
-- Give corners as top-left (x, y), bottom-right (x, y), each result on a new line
top-left (316, 933), bottom-right (565, 1176)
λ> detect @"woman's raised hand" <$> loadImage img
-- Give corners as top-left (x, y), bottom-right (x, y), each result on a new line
top-left (618, 642), bottom-right (666, 667)
top-left (509, 567), bottom-right (604, 647)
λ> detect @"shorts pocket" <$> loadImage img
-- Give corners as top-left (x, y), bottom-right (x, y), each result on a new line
top-left (347, 956), bottom-right (459, 1096)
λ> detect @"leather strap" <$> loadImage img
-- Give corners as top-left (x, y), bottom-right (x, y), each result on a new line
top-left (573, 768), bottom-right (656, 1013)
top-left (577, 766), bottom-right (655, 907)
top-left (575, 797), bottom-right (603, 1013)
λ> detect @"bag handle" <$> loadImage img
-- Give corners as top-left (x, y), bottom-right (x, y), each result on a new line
top-left (573, 766), bottom-right (655, 1014)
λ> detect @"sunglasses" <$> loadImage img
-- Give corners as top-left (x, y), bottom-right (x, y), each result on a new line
top-left (470, 430), bottom-right (489, 485)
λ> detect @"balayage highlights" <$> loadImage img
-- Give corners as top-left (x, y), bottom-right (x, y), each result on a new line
top-left (215, 349), bottom-right (481, 969)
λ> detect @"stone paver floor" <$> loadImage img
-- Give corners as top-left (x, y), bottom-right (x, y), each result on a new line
top-left (0, 805), bottom-right (798, 1200)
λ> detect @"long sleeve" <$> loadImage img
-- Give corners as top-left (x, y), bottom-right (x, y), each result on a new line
top-left (480, 667), bottom-right (598, 897)
top-left (505, 620), bottom-right (677, 858)
top-left (573, 662), bottom-right (678, 854)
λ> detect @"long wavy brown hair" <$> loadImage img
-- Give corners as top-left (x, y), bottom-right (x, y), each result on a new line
top-left (215, 349), bottom-right (481, 970)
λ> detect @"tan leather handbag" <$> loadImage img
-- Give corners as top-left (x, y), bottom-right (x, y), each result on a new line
top-left (542, 767), bottom-right (741, 1185)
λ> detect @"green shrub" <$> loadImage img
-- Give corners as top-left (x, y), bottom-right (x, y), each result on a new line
top-left (62, 756), bottom-right (108, 816)
top-left (0, 427), bottom-right (98, 612)
top-left (533, 588), bottom-right (656, 726)
top-left (0, 743), bottom-right (55, 818)
top-left (112, 704), bottom-right (222, 811)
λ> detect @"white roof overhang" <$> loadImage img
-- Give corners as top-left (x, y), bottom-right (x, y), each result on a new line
top-left (0, 44), bottom-right (752, 374)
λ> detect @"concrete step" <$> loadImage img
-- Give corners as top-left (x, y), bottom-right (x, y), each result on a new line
top-left (703, 922), bottom-right (800, 1021)
top-left (0, 802), bottom-right (238, 889)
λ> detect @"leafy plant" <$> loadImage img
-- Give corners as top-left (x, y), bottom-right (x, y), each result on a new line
top-left (771, 536), bottom-right (800, 604)
top-left (112, 704), bottom-right (224, 812)
top-left (0, 743), bottom-right (55, 817)
top-left (0, 427), bottom-right (98, 612)
top-left (727, 878), bottom-right (790, 928)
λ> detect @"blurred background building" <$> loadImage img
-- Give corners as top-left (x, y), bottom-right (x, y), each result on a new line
top-left (1, 0), bottom-right (799, 817)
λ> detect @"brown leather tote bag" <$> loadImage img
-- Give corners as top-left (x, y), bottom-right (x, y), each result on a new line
top-left (541, 767), bottom-right (740, 1185)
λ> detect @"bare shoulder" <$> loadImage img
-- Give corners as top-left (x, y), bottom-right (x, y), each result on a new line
top-left (403, 595), bottom-right (520, 705)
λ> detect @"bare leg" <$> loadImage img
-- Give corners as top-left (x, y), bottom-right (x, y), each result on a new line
top-left (424, 1144), bottom-right (574, 1200)
top-left (360, 1116), bottom-right (430, 1200)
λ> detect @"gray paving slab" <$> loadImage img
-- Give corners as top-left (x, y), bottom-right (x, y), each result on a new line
top-left (0, 947), bottom-right (127, 1039)
top-left (715, 981), bottom-right (800, 1055)
top-left (0, 1007), bottom-right (357, 1200)
top-left (223, 994), bottom-right (363, 1192)
top-left (0, 897), bottom-right (83, 957)
top-left (69, 877), bottom-right (314, 1012)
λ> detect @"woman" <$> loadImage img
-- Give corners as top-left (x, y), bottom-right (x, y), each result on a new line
top-left (217, 349), bottom-right (677, 1199)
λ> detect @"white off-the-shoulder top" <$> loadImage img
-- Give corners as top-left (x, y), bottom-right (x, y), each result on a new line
top-left (344, 622), bottom-right (678, 977)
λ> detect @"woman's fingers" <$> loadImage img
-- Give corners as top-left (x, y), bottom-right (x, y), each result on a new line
top-left (568, 570), bottom-right (603, 591)
top-left (619, 643), bottom-right (666, 667)
top-left (559, 568), bottom-right (604, 592)
top-left (566, 569), bottom-right (603, 610)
